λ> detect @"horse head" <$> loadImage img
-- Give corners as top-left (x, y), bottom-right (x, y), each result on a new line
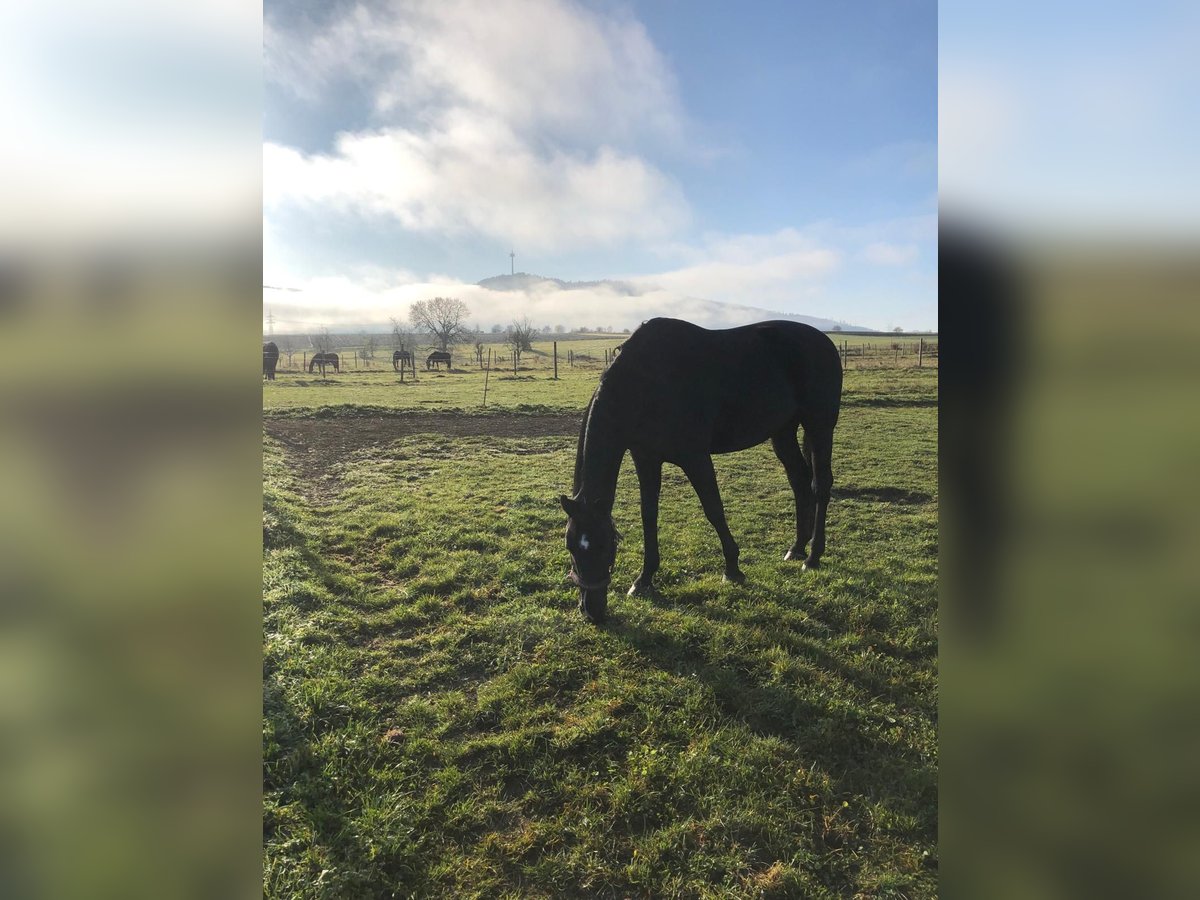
top-left (559, 494), bottom-right (618, 624)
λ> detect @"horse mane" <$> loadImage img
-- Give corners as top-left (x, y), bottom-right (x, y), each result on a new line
top-left (573, 392), bottom-right (596, 494)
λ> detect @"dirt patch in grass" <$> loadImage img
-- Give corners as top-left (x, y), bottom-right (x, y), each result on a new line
top-left (264, 411), bottom-right (578, 492)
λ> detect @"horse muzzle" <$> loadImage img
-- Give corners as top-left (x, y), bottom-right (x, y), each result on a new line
top-left (569, 569), bottom-right (610, 624)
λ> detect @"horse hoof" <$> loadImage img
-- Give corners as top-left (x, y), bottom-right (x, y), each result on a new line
top-left (783, 546), bottom-right (806, 561)
top-left (801, 558), bottom-right (821, 571)
top-left (628, 580), bottom-right (654, 597)
top-left (724, 570), bottom-right (747, 585)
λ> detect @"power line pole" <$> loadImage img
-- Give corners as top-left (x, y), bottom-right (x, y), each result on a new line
top-left (509, 250), bottom-right (515, 274)
top-left (266, 309), bottom-right (275, 335)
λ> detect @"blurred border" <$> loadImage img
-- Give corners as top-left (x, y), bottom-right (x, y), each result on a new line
top-left (0, 3), bottom-right (262, 897)
top-left (941, 2), bottom-right (1200, 895)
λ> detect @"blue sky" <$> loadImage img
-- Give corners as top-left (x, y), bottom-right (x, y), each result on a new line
top-left (264, 0), bottom-right (936, 331)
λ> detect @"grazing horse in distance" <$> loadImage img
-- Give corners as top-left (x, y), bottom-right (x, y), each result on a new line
top-left (262, 341), bottom-right (279, 380)
top-left (392, 349), bottom-right (414, 372)
top-left (308, 351), bottom-right (340, 376)
top-left (426, 350), bottom-right (452, 370)
top-left (561, 317), bottom-right (843, 624)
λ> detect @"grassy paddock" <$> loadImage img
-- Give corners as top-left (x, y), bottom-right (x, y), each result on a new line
top-left (263, 366), bottom-right (938, 897)
top-left (263, 342), bottom-right (937, 413)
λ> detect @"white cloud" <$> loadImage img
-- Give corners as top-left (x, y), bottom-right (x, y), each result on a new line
top-left (632, 229), bottom-right (839, 303)
top-left (267, 0), bottom-right (683, 147)
top-left (263, 225), bottom-right (852, 332)
top-left (264, 276), bottom-right (840, 335)
top-left (262, 213), bottom-right (947, 332)
top-left (264, 0), bottom-right (691, 250)
top-left (264, 118), bottom-right (688, 249)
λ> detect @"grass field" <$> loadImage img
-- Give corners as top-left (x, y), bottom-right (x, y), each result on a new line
top-left (263, 360), bottom-right (938, 897)
top-left (263, 336), bottom-right (936, 413)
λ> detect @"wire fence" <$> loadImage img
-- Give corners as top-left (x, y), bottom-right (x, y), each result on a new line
top-left (264, 338), bottom-right (939, 378)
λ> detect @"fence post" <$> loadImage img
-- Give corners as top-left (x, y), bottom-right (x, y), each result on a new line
top-left (553, 342), bottom-right (558, 380)
top-left (483, 348), bottom-right (492, 407)
top-left (918, 338), bottom-right (924, 368)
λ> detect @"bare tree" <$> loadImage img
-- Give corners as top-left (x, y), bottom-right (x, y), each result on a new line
top-left (279, 334), bottom-right (296, 367)
top-left (311, 328), bottom-right (334, 353)
top-left (554, 324), bottom-right (565, 334)
top-left (390, 317), bottom-right (414, 351)
top-left (490, 323), bottom-right (503, 334)
top-left (506, 317), bottom-right (537, 364)
top-left (359, 332), bottom-right (378, 364)
top-left (409, 297), bottom-right (471, 351)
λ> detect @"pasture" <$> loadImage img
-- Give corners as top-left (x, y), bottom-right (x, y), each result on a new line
top-left (263, 358), bottom-right (938, 897)
top-left (263, 336), bottom-right (936, 413)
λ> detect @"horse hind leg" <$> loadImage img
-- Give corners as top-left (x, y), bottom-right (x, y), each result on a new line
top-left (803, 426), bottom-right (834, 569)
top-left (771, 428), bottom-right (816, 562)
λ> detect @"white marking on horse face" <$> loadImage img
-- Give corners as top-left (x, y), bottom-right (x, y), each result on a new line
top-left (579, 534), bottom-right (590, 551)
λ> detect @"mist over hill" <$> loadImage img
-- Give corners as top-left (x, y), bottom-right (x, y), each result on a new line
top-left (474, 272), bottom-right (870, 332)
top-left (264, 271), bottom-right (874, 335)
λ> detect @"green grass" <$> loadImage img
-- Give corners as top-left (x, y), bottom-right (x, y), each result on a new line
top-left (263, 366), bottom-right (938, 898)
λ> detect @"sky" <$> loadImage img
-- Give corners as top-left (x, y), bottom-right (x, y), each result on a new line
top-left (940, 1), bottom-right (1200, 237)
top-left (264, 0), bottom-right (937, 333)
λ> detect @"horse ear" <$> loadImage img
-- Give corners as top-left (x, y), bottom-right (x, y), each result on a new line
top-left (559, 494), bottom-right (582, 518)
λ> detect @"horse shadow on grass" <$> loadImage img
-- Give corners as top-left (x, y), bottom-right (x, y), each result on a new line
top-left (605, 614), bottom-right (936, 829)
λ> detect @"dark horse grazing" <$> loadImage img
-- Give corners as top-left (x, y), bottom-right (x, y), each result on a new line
top-left (561, 318), bottom-right (842, 624)
top-left (262, 341), bottom-right (279, 380)
top-left (393, 349), bottom-right (414, 372)
top-left (426, 350), bottom-right (452, 370)
top-left (308, 352), bottom-right (340, 376)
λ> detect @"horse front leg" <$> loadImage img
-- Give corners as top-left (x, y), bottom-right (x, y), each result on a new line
top-left (629, 453), bottom-right (662, 596)
top-left (682, 454), bottom-right (745, 584)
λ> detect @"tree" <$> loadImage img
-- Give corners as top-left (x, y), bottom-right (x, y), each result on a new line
top-left (490, 323), bottom-right (503, 334)
top-left (311, 327), bottom-right (334, 353)
top-left (506, 317), bottom-right (537, 363)
top-left (893, 326), bottom-right (904, 333)
top-left (409, 297), bottom-right (471, 351)
top-left (390, 316), bottom-right (414, 351)
top-left (279, 334), bottom-right (296, 367)
top-left (554, 324), bottom-right (565, 334)
top-left (831, 325), bottom-right (842, 333)
top-left (475, 340), bottom-right (485, 368)
top-left (359, 332), bottom-right (378, 363)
